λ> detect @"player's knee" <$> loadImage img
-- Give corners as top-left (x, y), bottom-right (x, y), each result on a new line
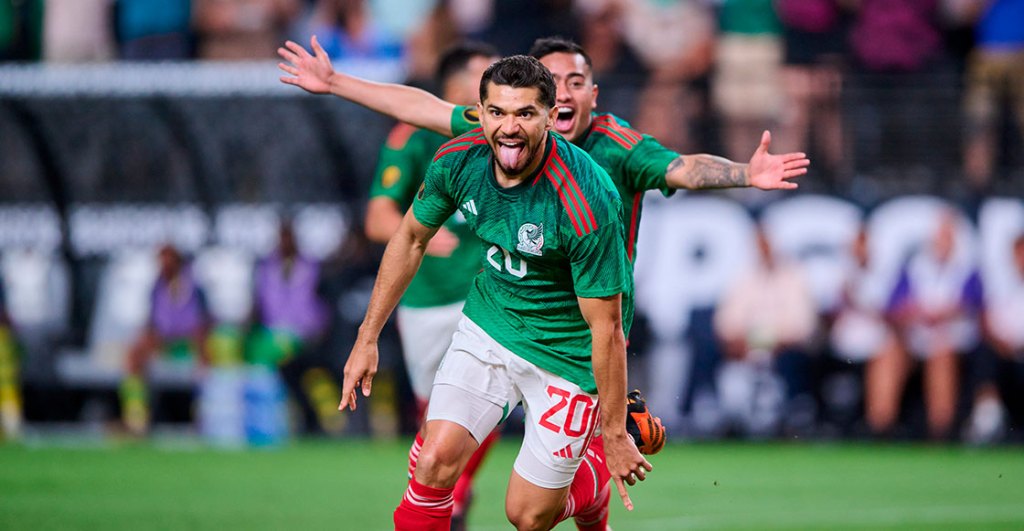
top-left (505, 503), bottom-right (556, 531)
top-left (412, 443), bottom-right (462, 487)
top-left (505, 511), bottom-right (550, 531)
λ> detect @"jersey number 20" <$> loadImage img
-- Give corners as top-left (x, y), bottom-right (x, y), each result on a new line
top-left (486, 245), bottom-right (527, 279)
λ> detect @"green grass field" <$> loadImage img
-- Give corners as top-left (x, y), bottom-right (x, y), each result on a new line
top-left (2, 438), bottom-right (1022, 530)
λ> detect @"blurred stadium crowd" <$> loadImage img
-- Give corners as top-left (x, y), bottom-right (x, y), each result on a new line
top-left (0, 0), bottom-right (1022, 445)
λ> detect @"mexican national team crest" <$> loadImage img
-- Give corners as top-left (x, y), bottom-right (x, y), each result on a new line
top-left (516, 223), bottom-right (544, 256)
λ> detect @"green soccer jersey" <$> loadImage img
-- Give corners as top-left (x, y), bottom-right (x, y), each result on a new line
top-left (369, 123), bottom-right (480, 308)
top-left (451, 106), bottom-right (679, 263)
top-left (412, 131), bottom-right (631, 394)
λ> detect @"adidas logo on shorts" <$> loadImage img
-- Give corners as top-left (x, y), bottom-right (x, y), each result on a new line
top-left (553, 444), bottom-right (574, 459)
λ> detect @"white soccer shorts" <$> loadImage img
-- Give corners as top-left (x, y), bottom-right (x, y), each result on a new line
top-left (396, 301), bottom-right (465, 400)
top-left (427, 316), bottom-right (601, 489)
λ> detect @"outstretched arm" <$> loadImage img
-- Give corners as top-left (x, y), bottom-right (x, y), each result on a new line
top-left (339, 210), bottom-right (438, 411)
top-left (278, 36), bottom-right (457, 136)
top-left (665, 131), bottom-right (809, 190)
top-left (579, 294), bottom-right (652, 511)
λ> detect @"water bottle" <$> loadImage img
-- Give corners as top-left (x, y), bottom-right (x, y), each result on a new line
top-left (243, 365), bottom-right (289, 447)
top-left (197, 367), bottom-right (245, 448)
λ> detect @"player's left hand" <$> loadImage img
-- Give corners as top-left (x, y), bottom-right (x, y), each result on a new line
top-left (603, 431), bottom-right (653, 511)
top-left (748, 130), bottom-right (809, 190)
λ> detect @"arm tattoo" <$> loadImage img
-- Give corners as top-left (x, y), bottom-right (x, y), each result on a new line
top-left (666, 156), bottom-right (685, 175)
top-left (668, 155), bottom-right (750, 189)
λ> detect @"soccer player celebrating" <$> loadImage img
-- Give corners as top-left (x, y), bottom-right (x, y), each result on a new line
top-left (339, 56), bottom-right (650, 530)
top-left (365, 41), bottom-right (500, 527)
top-left (278, 35), bottom-right (809, 269)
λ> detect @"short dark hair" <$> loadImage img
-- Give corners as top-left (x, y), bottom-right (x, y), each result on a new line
top-left (528, 36), bottom-right (593, 69)
top-left (479, 55), bottom-right (556, 109)
top-left (435, 41), bottom-right (500, 87)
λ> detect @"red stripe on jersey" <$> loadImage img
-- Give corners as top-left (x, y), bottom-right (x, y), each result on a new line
top-left (626, 192), bottom-right (642, 261)
top-left (610, 121), bottom-right (642, 144)
top-left (433, 145), bottom-right (470, 161)
top-left (593, 115), bottom-right (642, 144)
top-left (553, 154), bottom-right (597, 233)
top-left (546, 169), bottom-right (585, 237)
top-left (593, 116), bottom-right (641, 145)
top-left (440, 129), bottom-right (484, 146)
top-left (385, 123), bottom-right (417, 149)
top-left (436, 131), bottom-right (485, 152)
top-left (532, 139), bottom-right (559, 186)
top-left (591, 126), bottom-right (634, 150)
top-left (547, 163), bottom-right (590, 236)
top-left (433, 136), bottom-right (487, 161)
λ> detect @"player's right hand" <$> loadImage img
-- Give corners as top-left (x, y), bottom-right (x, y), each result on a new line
top-left (278, 36), bottom-right (335, 95)
top-left (338, 340), bottom-right (379, 411)
top-left (603, 431), bottom-right (653, 511)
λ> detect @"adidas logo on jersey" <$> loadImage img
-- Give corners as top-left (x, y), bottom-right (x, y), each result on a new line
top-left (553, 444), bottom-right (574, 459)
top-left (461, 199), bottom-right (478, 215)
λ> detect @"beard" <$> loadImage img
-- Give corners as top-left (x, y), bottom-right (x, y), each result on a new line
top-left (492, 133), bottom-right (544, 177)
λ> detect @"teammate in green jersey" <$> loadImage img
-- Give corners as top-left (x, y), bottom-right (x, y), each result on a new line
top-left (337, 56), bottom-right (650, 530)
top-left (278, 36), bottom-right (809, 266)
top-left (365, 41), bottom-right (500, 528)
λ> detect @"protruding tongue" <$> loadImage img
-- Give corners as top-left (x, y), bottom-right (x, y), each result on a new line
top-left (499, 143), bottom-right (524, 169)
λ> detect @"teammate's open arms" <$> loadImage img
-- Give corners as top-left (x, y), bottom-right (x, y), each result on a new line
top-left (663, 131), bottom-right (809, 191)
top-left (278, 36), bottom-right (807, 195)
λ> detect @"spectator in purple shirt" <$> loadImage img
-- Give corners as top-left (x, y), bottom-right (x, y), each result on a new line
top-left (247, 220), bottom-right (332, 434)
top-left (866, 211), bottom-right (983, 440)
top-left (249, 220), bottom-right (328, 363)
top-left (121, 244), bottom-right (212, 435)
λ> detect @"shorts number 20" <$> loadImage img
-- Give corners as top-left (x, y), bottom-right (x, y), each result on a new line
top-left (539, 385), bottom-right (595, 437)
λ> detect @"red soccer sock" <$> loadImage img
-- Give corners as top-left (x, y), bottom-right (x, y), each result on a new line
top-left (573, 480), bottom-right (611, 531)
top-left (407, 432), bottom-right (425, 479)
top-left (393, 477), bottom-right (455, 531)
top-left (552, 436), bottom-right (611, 531)
top-left (452, 429), bottom-right (501, 516)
